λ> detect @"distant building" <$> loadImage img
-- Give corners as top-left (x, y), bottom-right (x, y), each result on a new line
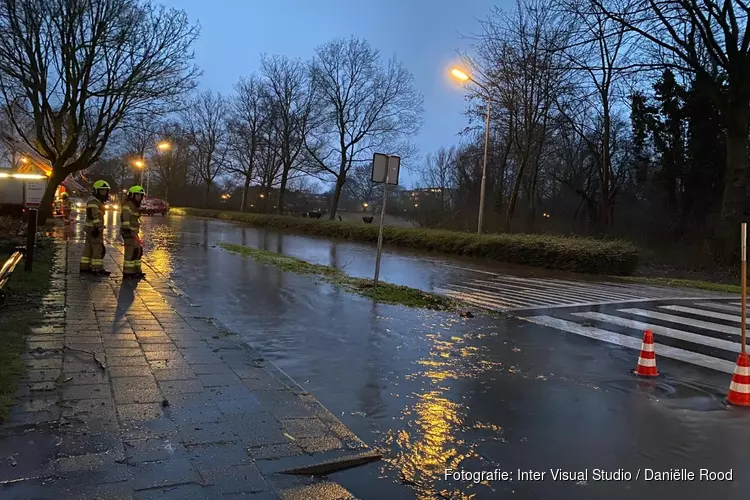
top-left (401, 187), bottom-right (458, 208)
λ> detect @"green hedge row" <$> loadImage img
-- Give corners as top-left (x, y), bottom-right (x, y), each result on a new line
top-left (170, 208), bottom-right (640, 275)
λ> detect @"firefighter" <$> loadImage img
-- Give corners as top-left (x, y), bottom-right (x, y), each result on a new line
top-left (80, 180), bottom-right (111, 276)
top-left (60, 192), bottom-right (72, 225)
top-left (121, 185), bottom-right (145, 278)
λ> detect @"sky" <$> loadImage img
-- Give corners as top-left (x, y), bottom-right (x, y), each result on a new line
top-left (158, 0), bottom-right (501, 188)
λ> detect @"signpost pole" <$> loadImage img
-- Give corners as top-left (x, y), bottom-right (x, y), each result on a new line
top-left (24, 208), bottom-right (37, 272)
top-left (373, 157), bottom-right (390, 286)
top-left (742, 223), bottom-right (747, 354)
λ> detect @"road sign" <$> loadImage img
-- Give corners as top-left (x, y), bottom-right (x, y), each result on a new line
top-left (24, 179), bottom-right (47, 207)
top-left (371, 153), bottom-right (400, 285)
top-left (371, 153), bottom-right (400, 185)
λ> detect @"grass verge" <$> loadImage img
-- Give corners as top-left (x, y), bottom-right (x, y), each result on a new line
top-left (0, 244), bottom-right (55, 423)
top-left (173, 208), bottom-right (640, 275)
top-left (218, 242), bottom-right (456, 310)
top-left (614, 276), bottom-right (741, 294)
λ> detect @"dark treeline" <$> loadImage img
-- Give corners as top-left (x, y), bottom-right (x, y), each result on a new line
top-left (413, 0), bottom-right (750, 268)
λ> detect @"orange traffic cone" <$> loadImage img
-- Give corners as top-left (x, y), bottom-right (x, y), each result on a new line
top-left (634, 329), bottom-right (658, 377)
top-left (727, 352), bottom-right (750, 407)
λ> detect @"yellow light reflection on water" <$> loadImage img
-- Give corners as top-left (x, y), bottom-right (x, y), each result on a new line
top-left (383, 329), bottom-right (503, 499)
top-left (146, 245), bottom-right (173, 276)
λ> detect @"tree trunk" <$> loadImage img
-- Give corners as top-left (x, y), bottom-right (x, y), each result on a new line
top-left (328, 177), bottom-right (345, 220)
top-left (203, 181), bottom-right (211, 208)
top-left (240, 177), bottom-right (251, 212)
top-left (716, 128), bottom-right (749, 261)
top-left (600, 96), bottom-right (612, 234)
top-left (38, 170), bottom-right (66, 224)
top-left (505, 163), bottom-right (526, 232)
top-left (277, 163), bottom-right (290, 215)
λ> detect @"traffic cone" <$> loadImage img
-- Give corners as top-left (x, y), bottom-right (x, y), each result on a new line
top-left (634, 329), bottom-right (659, 377)
top-left (727, 352), bottom-right (750, 407)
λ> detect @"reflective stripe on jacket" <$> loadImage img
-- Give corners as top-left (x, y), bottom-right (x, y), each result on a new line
top-left (85, 197), bottom-right (103, 228)
top-left (121, 199), bottom-right (140, 232)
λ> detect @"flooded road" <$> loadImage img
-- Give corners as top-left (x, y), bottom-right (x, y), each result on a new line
top-left (75, 214), bottom-right (750, 499)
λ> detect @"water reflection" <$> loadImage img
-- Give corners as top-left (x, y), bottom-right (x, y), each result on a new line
top-left (383, 327), bottom-right (502, 499)
top-left (130, 216), bottom-right (750, 500)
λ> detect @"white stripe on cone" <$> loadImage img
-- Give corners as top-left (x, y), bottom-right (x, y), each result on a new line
top-left (640, 342), bottom-right (655, 352)
top-left (729, 381), bottom-right (750, 394)
top-left (734, 365), bottom-right (750, 376)
top-left (637, 357), bottom-right (657, 367)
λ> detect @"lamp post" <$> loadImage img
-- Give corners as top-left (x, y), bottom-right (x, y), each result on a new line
top-left (153, 141), bottom-right (171, 196)
top-left (133, 159), bottom-right (145, 186)
top-left (451, 68), bottom-right (491, 235)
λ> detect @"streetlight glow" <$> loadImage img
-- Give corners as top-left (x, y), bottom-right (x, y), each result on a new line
top-left (157, 141), bottom-right (171, 151)
top-left (451, 68), bottom-right (470, 81)
top-left (134, 160), bottom-right (144, 168)
top-left (19, 156), bottom-right (29, 164)
top-left (448, 64), bottom-right (491, 235)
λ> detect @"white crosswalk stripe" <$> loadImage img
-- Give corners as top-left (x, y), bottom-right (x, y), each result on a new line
top-left (695, 302), bottom-right (743, 313)
top-left (441, 273), bottom-right (736, 311)
top-left (521, 300), bottom-right (746, 374)
top-left (659, 304), bottom-right (740, 323)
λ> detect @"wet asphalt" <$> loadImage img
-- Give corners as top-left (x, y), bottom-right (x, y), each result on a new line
top-left (72, 213), bottom-right (750, 499)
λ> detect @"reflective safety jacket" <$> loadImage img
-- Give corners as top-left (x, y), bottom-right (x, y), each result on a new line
top-left (120, 199), bottom-right (141, 233)
top-left (85, 197), bottom-right (104, 229)
top-left (61, 199), bottom-right (71, 210)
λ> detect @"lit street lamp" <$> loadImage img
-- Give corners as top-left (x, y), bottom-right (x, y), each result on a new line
top-left (132, 159), bottom-right (145, 186)
top-left (451, 67), bottom-right (492, 235)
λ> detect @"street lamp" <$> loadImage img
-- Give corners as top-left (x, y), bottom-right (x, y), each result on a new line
top-left (132, 159), bottom-right (145, 186)
top-left (451, 67), bottom-right (492, 235)
top-left (157, 141), bottom-right (171, 151)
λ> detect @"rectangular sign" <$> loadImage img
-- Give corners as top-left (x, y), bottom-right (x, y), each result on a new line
top-left (371, 153), bottom-right (400, 185)
top-left (24, 180), bottom-right (47, 207)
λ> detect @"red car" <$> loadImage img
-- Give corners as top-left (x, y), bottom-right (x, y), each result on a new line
top-left (141, 197), bottom-right (169, 216)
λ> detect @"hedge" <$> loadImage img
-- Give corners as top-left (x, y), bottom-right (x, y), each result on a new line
top-left (170, 208), bottom-right (640, 275)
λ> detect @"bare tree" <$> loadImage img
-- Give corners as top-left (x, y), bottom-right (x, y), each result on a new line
top-left (0, 0), bottom-right (199, 219)
top-left (342, 163), bottom-right (384, 210)
top-left (260, 54), bottom-right (314, 214)
top-left (254, 118), bottom-right (283, 210)
top-left (554, 0), bottom-right (636, 233)
top-left (421, 146), bottom-right (458, 210)
top-left (151, 122), bottom-right (190, 203)
top-left (182, 91), bottom-right (229, 207)
top-left (120, 125), bottom-right (157, 188)
top-left (591, 0), bottom-right (750, 256)
top-left (228, 75), bottom-right (268, 211)
top-left (305, 37), bottom-right (424, 220)
top-left (470, 0), bottom-right (570, 231)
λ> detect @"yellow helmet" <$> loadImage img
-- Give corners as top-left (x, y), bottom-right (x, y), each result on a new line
top-left (128, 185), bottom-right (146, 195)
top-left (93, 180), bottom-right (110, 191)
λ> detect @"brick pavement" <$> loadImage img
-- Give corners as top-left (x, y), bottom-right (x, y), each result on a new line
top-left (0, 240), bottom-right (374, 499)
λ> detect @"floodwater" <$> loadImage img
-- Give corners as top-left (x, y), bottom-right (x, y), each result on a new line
top-left (62, 213), bottom-right (750, 499)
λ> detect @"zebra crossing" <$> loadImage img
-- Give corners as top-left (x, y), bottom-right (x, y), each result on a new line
top-left (436, 273), bottom-right (733, 311)
top-left (520, 300), bottom-right (747, 374)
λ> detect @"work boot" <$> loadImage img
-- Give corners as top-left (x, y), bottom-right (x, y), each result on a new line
top-left (135, 271), bottom-right (146, 278)
top-left (93, 269), bottom-right (111, 277)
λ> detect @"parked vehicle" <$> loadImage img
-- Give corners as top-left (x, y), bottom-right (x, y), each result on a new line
top-left (141, 198), bottom-right (169, 216)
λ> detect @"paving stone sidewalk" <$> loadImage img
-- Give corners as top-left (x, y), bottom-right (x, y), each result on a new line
top-left (0, 240), bottom-right (373, 499)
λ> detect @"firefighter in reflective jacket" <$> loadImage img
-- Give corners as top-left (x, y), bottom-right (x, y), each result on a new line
top-left (60, 192), bottom-right (72, 225)
top-left (80, 180), bottom-right (110, 275)
top-left (121, 185), bottom-right (145, 278)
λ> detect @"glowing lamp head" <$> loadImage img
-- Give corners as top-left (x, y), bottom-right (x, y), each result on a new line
top-left (451, 68), bottom-right (470, 81)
